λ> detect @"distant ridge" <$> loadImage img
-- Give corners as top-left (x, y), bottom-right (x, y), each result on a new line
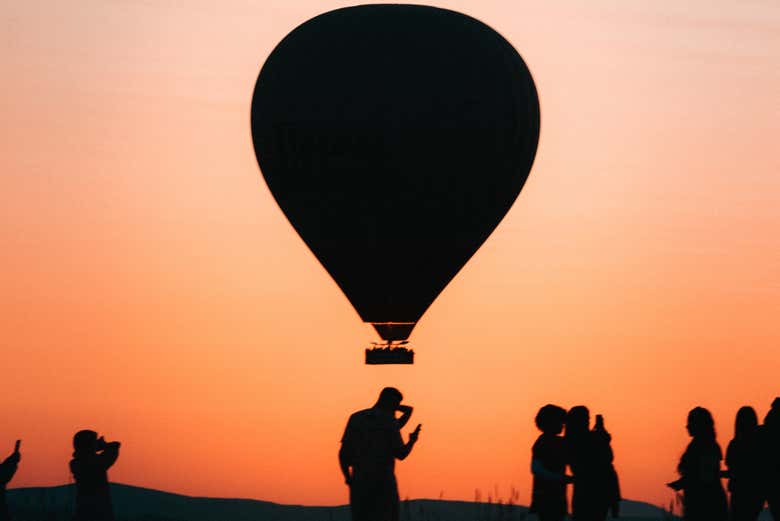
top-left (3, 482), bottom-right (708, 520)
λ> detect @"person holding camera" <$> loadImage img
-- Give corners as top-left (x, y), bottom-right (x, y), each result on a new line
top-left (70, 430), bottom-right (120, 521)
top-left (0, 440), bottom-right (21, 521)
top-left (339, 387), bottom-right (421, 521)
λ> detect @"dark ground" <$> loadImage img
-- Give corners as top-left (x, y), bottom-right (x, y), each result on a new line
top-left (5, 482), bottom-right (738, 520)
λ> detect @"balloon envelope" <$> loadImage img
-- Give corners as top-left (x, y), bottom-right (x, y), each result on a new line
top-left (251, 5), bottom-right (540, 342)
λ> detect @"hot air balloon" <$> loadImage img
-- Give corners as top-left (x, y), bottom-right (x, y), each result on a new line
top-left (251, 5), bottom-right (540, 364)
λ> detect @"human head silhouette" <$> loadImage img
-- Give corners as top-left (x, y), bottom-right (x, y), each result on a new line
top-left (565, 405), bottom-right (590, 436)
top-left (375, 387), bottom-right (403, 411)
top-left (765, 397), bottom-right (780, 429)
top-left (686, 407), bottom-right (716, 440)
top-left (535, 404), bottom-right (567, 435)
top-left (73, 430), bottom-right (98, 457)
top-left (734, 406), bottom-right (758, 438)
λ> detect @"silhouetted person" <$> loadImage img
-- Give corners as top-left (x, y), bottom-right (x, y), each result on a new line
top-left (667, 407), bottom-right (728, 521)
top-left (765, 398), bottom-right (780, 520)
top-left (70, 430), bottom-right (120, 521)
top-left (339, 387), bottom-right (421, 521)
top-left (0, 441), bottom-right (20, 521)
top-left (725, 406), bottom-right (765, 521)
top-left (565, 406), bottom-right (621, 521)
top-left (593, 414), bottom-right (622, 518)
top-left (530, 405), bottom-right (570, 521)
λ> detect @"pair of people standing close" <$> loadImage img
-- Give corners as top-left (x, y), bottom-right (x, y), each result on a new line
top-left (669, 400), bottom-right (780, 521)
top-left (530, 404), bottom-right (621, 521)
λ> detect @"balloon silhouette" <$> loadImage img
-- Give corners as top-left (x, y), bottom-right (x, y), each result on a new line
top-left (251, 5), bottom-right (540, 364)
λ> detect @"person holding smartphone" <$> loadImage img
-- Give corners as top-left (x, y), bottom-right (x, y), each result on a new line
top-left (0, 440), bottom-right (21, 521)
top-left (70, 430), bottom-right (121, 521)
top-left (565, 407), bottom-right (622, 521)
top-left (339, 387), bottom-right (421, 521)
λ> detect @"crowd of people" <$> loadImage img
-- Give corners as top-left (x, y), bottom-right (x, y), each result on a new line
top-left (339, 390), bottom-right (779, 521)
top-left (528, 399), bottom-right (780, 521)
top-left (0, 430), bottom-right (120, 521)
top-left (667, 399), bottom-right (780, 521)
top-left (1, 396), bottom-right (777, 521)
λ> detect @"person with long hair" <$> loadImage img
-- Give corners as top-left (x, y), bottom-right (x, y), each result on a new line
top-left (70, 430), bottom-right (120, 521)
top-left (565, 406), bottom-right (621, 521)
top-left (667, 407), bottom-right (728, 521)
top-left (764, 398), bottom-right (780, 521)
top-left (725, 406), bottom-right (765, 521)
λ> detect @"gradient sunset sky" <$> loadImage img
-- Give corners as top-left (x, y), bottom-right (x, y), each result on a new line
top-left (2, 0), bottom-right (779, 509)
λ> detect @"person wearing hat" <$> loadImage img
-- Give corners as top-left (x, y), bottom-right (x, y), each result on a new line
top-left (70, 430), bottom-right (120, 521)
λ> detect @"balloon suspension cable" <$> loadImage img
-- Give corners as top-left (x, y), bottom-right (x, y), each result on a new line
top-left (365, 340), bottom-right (414, 365)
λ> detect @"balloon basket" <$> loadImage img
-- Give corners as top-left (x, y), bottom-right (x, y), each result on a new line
top-left (365, 344), bottom-right (414, 365)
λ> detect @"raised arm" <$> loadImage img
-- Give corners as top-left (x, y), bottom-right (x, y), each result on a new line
top-left (98, 440), bottom-right (120, 470)
top-left (394, 424), bottom-right (421, 461)
top-left (0, 440), bottom-right (21, 486)
top-left (396, 405), bottom-right (413, 429)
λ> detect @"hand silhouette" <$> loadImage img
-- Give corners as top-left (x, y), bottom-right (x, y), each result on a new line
top-left (410, 424), bottom-right (422, 443)
top-left (666, 479), bottom-right (684, 491)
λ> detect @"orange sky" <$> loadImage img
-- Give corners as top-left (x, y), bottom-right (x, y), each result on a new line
top-left (1, 0), bottom-right (779, 509)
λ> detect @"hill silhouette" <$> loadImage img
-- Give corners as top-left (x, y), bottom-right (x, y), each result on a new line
top-left (4, 482), bottom-right (757, 520)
